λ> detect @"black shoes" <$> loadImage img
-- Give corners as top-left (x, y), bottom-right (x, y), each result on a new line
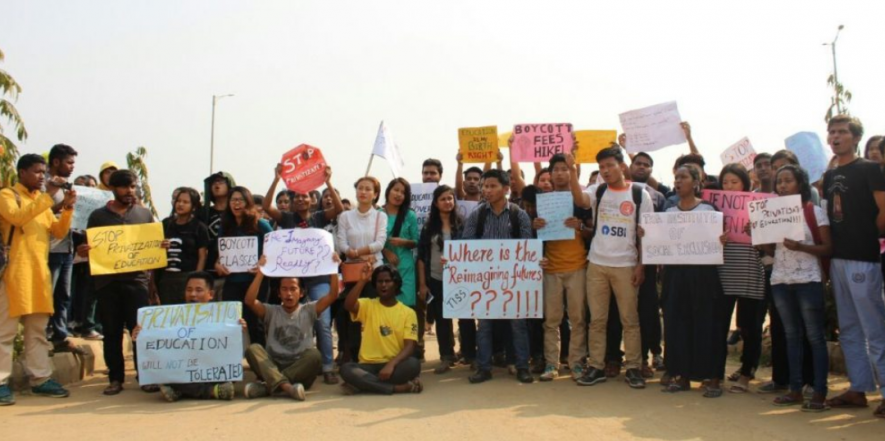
top-left (516, 369), bottom-right (534, 384)
top-left (625, 369), bottom-right (647, 389)
top-left (469, 370), bottom-right (493, 384)
top-left (576, 367), bottom-right (607, 386)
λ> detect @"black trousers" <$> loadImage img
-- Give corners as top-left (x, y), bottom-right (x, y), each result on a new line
top-left (428, 278), bottom-right (456, 360)
top-left (718, 296), bottom-right (764, 378)
top-left (333, 282), bottom-right (377, 364)
top-left (97, 280), bottom-right (149, 383)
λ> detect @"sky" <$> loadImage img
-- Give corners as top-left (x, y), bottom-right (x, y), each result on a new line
top-left (2, 0), bottom-right (884, 215)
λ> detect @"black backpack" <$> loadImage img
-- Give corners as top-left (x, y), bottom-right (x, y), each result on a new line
top-left (591, 183), bottom-right (644, 239)
top-left (474, 202), bottom-right (522, 239)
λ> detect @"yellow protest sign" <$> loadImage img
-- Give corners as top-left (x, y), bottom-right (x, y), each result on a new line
top-left (574, 130), bottom-right (618, 164)
top-left (498, 131), bottom-right (512, 148)
top-left (458, 126), bottom-right (499, 163)
top-left (87, 223), bottom-right (168, 275)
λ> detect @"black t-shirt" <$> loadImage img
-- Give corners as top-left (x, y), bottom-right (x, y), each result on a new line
top-left (163, 217), bottom-right (210, 272)
top-left (204, 207), bottom-right (225, 271)
top-left (823, 158), bottom-right (885, 262)
top-left (278, 210), bottom-right (330, 230)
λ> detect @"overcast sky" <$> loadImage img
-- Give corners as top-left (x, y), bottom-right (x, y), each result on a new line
top-left (2, 0), bottom-right (883, 214)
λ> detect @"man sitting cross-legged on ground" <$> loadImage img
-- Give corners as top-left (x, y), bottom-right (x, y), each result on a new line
top-left (242, 256), bottom-right (339, 401)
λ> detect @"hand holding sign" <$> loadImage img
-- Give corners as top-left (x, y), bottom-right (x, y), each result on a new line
top-left (87, 223), bottom-right (168, 275)
top-left (280, 144), bottom-right (327, 194)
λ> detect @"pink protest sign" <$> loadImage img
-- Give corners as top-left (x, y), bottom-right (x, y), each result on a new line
top-left (510, 123), bottom-right (574, 162)
top-left (702, 190), bottom-right (774, 244)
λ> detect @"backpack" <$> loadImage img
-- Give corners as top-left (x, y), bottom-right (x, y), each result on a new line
top-left (474, 202), bottom-right (522, 239)
top-left (591, 183), bottom-right (644, 239)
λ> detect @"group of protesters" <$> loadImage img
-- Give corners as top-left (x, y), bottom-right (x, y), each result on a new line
top-left (1, 114), bottom-right (884, 419)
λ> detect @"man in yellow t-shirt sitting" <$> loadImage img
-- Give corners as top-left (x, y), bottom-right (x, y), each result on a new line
top-left (341, 263), bottom-right (422, 395)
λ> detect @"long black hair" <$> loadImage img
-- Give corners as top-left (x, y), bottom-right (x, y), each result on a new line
top-left (775, 164), bottom-right (812, 204)
top-left (384, 177), bottom-right (412, 237)
top-left (718, 164), bottom-right (751, 192)
top-left (426, 185), bottom-right (462, 252)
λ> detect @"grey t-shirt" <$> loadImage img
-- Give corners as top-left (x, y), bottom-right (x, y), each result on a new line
top-left (429, 231), bottom-right (450, 281)
top-left (263, 302), bottom-right (318, 366)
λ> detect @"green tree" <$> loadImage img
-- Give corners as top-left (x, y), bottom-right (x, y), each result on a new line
top-left (0, 48), bottom-right (28, 187)
top-left (825, 73), bottom-right (852, 123)
top-left (127, 146), bottom-right (160, 219)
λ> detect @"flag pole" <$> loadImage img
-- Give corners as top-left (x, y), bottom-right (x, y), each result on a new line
top-left (364, 154), bottom-right (375, 177)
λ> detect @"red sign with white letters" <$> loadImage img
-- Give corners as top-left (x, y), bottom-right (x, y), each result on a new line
top-left (280, 144), bottom-right (327, 194)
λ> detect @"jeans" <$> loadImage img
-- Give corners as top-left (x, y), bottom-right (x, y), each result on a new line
top-left (303, 277), bottom-right (334, 372)
top-left (771, 282), bottom-right (829, 395)
top-left (477, 319), bottom-right (529, 371)
top-left (339, 357), bottom-right (421, 395)
top-left (97, 280), bottom-right (148, 383)
top-left (48, 252), bottom-right (74, 342)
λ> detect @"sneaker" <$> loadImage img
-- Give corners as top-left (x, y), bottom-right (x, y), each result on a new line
top-left (0, 384), bottom-right (14, 406)
top-left (576, 367), bottom-right (607, 386)
top-left (757, 381), bottom-right (788, 394)
top-left (539, 365), bottom-right (558, 382)
top-left (32, 379), bottom-right (70, 398)
top-left (103, 381), bottom-right (123, 395)
top-left (516, 369), bottom-right (534, 384)
top-left (159, 384), bottom-right (181, 402)
top-left (213, 382), bottom-right (235, 401)
top-left (288, 383), bottom-right (306, 401)
top-left (468, 370), bottom-right (492, 384)
top-left (244, 382), bottom-right (269, 399)
top-left (570, 364), bottom-right (585, 381)
top-left (625, 369), bottom-right (647, 389)
top-left (652, 354), bottom-right (665, 372)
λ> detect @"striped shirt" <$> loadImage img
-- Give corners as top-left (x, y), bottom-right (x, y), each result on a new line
top-left (463, 202), bottom-right (533, 240)
top-left (717, 242), bottom-right (765, 299)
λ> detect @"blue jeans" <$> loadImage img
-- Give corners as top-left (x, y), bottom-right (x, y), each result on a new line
top-left (831, 259), bottom-right (885, 398)
top-left (771, 282), bottom-right (829, 395)
top-left (303, 276), bottom-right (334, 373)
top-left (477, 319), bottom-right (529, 371)
top-left (48, 252), bottom-right (73, 342)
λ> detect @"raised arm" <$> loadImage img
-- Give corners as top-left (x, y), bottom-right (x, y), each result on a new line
top-left (321, 166), bottom-right (345, 221)
top-left (344, 262), bottom-right (372, 315)
top-left (263, 164), bottom-right (284, 223)
top-left (244, 258), bottom-right (267, 319)
top-left (455, 153), bottom-right (466, 200)
top-left (681, 121), bottom-right (699, 155)
top-left (566, 153), bottom-right (591, 209)
top-left (314, 274), bottom-right (340, 314)
top-left (0, 188), bottom-right (55, 227)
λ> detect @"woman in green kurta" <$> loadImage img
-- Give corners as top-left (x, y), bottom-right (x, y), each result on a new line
top-left (381, 178), bottom-right (418, 307)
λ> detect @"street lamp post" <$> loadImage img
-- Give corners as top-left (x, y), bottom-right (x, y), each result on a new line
top-left (210, 93), bottom-right (234, 174)
top-left (824, 25), bottom-right (844, 115)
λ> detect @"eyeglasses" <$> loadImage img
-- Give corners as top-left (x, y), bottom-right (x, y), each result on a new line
top-left (230, 197), bottom-right (246, 204)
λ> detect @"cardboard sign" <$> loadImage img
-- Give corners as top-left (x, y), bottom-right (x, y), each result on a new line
top-left (71, 186), bottom-right (113, 231)
top-left (411, 183), bottom-right (438, 232)
top-left (720, 137), bottom-right (757, 170)
top-left (510, 123), bottom-right (574, 162)
top-left (456, 200), bottom-right (480, 220)
top-left (87, 223), bottom-right (168, 275)
top-left (261, 228), bottom-right (338, 277)
top-left (619, 101), bottom-right (686, 153)
top-left (574, 130), bottom-right (618, 164)
top-left (786, 132), bottom-right (831, 183)
top-left (218, 236), bottom-right (259, 273)
top-left (748, 194), bottom-right (805, 245)
top-left (702, 190), bottom-right (774, 244)
top-left (136, 302), bottom-right (244, 385)
top-left (458, 126), bottom-right (499, 163)
top-left (280, 144), bottom-right (327, 194)
top-left (640, 211), bottom-right (724, 265)
top-left (498, 131), bottom-right (512, 148)
top-left (536, 192), bottom-right (575, 241)
top-left (443, 239), bottom-right (543, 319)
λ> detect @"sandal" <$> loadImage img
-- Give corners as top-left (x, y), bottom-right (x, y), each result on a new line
top-left (801, 401), bottom-right (830, 413)
top-left (409, 378), bottom-right (424, 394)
top-left (825, 393), bottom-right (868, 409)
top-left (729, 383), bottom-right (749, 394)
top-left (662, 380), bottom-right (690, 393)
top-left (773, 393), bottom-right (803, 407)
top-left (703, 386), bottom-right (723, 398)
top-left (726, 370), bottom-right (742, 382)
top-left (874, 403), bottom-right (885, 419)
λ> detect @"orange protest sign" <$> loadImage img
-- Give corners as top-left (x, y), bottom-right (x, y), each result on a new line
top-left (574, 130), bottom-right (617, 164)
top-left (458, 126), bottom-right (498, 163)
top-left (280, 144), bottom-right (327, 194)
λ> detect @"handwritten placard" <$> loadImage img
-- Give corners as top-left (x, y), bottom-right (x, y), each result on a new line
top-left (280, 144), bottom-right (327, 194)
top-left (87, 223), bottom-right (168, 275)
top-left (510, 123), bottom-right (574, 162)
top-left (702, 190), bottom-right (774, 244)
top-left (411, 183), bottom-right (437, 232)
top-left (619, 101), bottom-right (686, 153)
top-left (261, 228), bottom-right (337, 277)
top-left (748, 194), bottom-right (805, 245)
top-left (136, 301), bottom-right (244, 385)
top-left (458, 126), bottom-right (499, 163)
top-left (720, 137), bottom-right (757, 170)
top-left (218, 236), bottom-right (259, 273)
top-left (71, 186), bottom-right (113, 231)
top-left (786, 132), bottom-right (831, 183)
top-left (443, 239), bottom-right (543, 319)
top-left (456, 200), bottom-right (480, 220)
top-left (640, 211), bottom-right (724, 265)
top-left (574, 130), bottom-right (618, 164)
top-left (536, 192), bottom-right (575, 241)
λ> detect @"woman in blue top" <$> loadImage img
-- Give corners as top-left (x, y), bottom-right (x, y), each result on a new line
top-left (381, 178), bottom-right (420, 354)
top-left (215, 186), bottom-right (273, 346)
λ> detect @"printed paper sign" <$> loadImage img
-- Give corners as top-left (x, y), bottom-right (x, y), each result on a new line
top-left (136, 302), bottom-right (244, 385)
top-left (510, 123), bottom-right (574, 162)
top-left (443, 239), bottom-right (543, 319)
top-left (720, 137), bottom-right (757, 170)
top-left (640, 211), bottom-right (724, 265)
top-left (261, 228), bottom-right (338, 277)
top-left (702, 190), bottom-right (774, 244)
top-left (458, 126), bottom-right (499, 163)
top-left (71, 186), bottom-right (113, 231)
top-left (574, 130), bottom-right (618, 164)
top-left (786, 132), bottom-right (831, 183)
top-left (280, 144), bottom-right (327, 194)
top-left (748, 194), bottom-right (805, 245)
top-left (536, 192), bottom-right (575, 241)
top-left (411, 183), bottom-right (438, 232)
top-left (619, 101), bottom-right (686, 153)
top-left (218, 236), bottom-right (259, 273)
top-left (456, 200), bottom-right (480, 220)
top-left (87, 223), bottom-right (168, 275)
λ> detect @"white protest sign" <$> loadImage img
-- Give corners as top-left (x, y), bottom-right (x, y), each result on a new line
top-left (786, 132), bottom-right (831, 183)
top-left (443, 239), bottom-right (543, 319)
top-left (136, 301), bottom-right (244, 385)
top-left (261, 228), bottom-right (338, 277)
top-left (71, 185), bottom-right (113, 230)
top-left (218, 236), bottom-right (259, 273)
top-left (720, 137), bottom-right (757, 170)
top-left (619, 101), bottom-right (686, 153)
top-left (456, 200), bottom-right (480, 220)
top-left (536, 192), bottom-right (575, 241)
top-left (748, 194), bottom-right (805, 245)
top-left (640, 211), bottom-right (724, 265)
top-left (410, 183), bottom-right (437, 232)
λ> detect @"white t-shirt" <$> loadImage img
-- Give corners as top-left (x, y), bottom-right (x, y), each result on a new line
top-left (586, 184), bottom-right (654, 267)
top-left (770, 205), bottom-right (829, 285)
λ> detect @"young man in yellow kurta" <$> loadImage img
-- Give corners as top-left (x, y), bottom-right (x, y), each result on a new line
top-left (0, 154), bottom-right (77, 406)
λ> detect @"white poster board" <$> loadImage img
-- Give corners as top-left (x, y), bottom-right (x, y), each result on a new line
top-left (748, 194), bottom-right (805, 245)
top-left (640, 211), bottom-right (724, 265)
top-left (261, 228), bottom-right (338, 277)
top-left (619, 101), bottom-right (686, 153)
top-left (71, 186), bottom-right (114, 230)
top-left (410, 183), bottom-right (438, 232)
top-left (536, 192), bottom-right (575, 241)
top-left (720, 137), bottom-right (757, 170)
top-left (218, 236), bottom-right (259, 273)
